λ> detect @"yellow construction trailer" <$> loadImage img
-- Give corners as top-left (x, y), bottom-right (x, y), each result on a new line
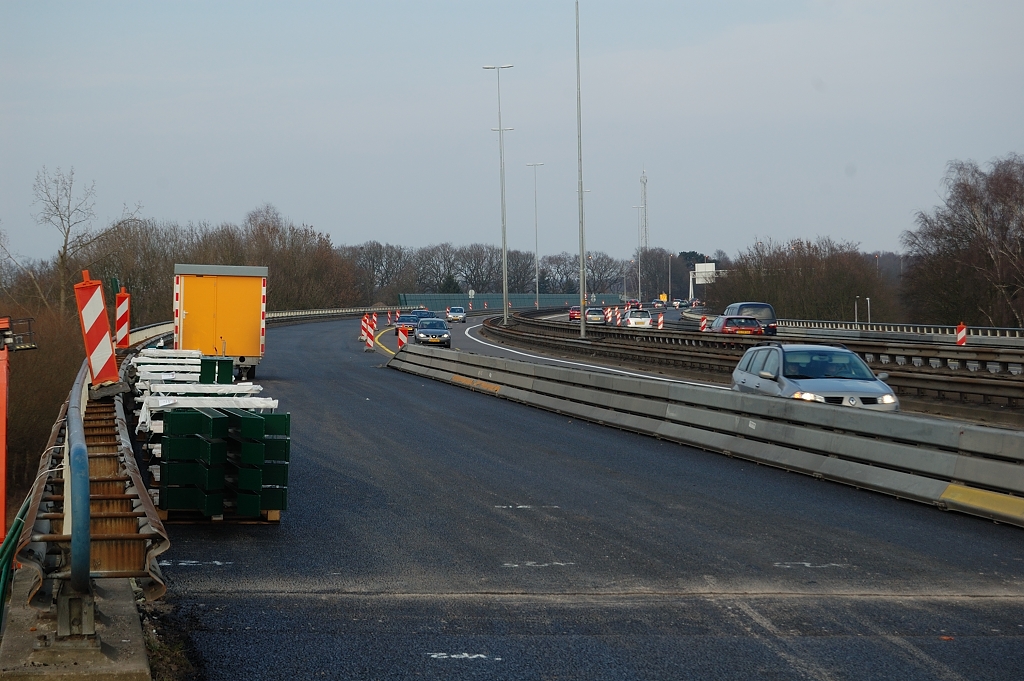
top-left (173, 264), bottom-right (268, 379)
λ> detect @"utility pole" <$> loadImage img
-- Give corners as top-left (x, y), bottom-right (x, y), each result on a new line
top-left (483, 64), bottom-right (514, 324)
top-left (527, 162), bottom-right (544, 309)
top-left (575, 0), bottom-right (587, 338)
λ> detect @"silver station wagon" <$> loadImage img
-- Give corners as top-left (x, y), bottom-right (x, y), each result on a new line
top-left (732, 342), bottom-right (899, 411)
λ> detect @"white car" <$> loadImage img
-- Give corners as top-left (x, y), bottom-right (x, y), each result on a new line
top-left (622, 309), bottom-right (652, 328)
top-left (446, 306), bottom-right (467, 323)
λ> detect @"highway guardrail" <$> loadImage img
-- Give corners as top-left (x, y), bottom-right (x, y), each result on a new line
top-left (389, 344), bottom-right (1024, 529)
top-left (492, 312), bottom-right (1024, 413)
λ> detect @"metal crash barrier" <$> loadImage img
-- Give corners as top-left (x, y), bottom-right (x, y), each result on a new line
top-left (390, 343), bottom-right (1024, 529)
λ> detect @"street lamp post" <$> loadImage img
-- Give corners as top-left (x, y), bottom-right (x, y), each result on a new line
top-left (483, 64), bottom-right (514, 324)
top-left (633, 206), bottom-right (643, 302)
top-left (575, 0), bottom-right (587, 339)
top-left (527, 162), bottom-right (544, 309)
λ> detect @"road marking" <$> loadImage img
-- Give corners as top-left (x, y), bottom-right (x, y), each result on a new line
top-left (502, 561), bottom-right (575, 568)
top-left (494, 505), bottom-right (561, 509)
top-left (158, 560), bottom-right (234, 566)
top-left (774, 562), bottom-right (850, 569)
top-left (374, 327), bottom-right (396, 355)
top-left (463, 324), bottom-right (728, 389)
top-left (428, 653), bottom-right (502, 661)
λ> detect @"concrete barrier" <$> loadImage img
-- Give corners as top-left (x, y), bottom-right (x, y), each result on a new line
top-left (390, 344), bottom-right (1024, 528)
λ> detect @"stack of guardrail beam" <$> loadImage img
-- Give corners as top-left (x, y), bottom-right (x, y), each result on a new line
top-left (390, 344), bottom-right (1024, 529)
top-left (131, 350), bottom-right (287, 521)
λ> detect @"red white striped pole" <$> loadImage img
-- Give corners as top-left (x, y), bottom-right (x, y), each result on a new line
top-left (615, 309), bottom-right (622, 326)
top-left (468, 302), bottom-right (473, 311)
top-left (260, 276), bottom-right (267, 356)
top-left (700, 315), bottom-right (708, 332)
top-left (372, 312), bottom-right (378, 332)
top-left (397, 327), bottom-right (408, 350)
top-left (604, 308), bottom-right (611, 323)
top-left (74, 270), bottom-right (119, 386)
top-left (115, 287), bottom-right (130, 348)
top-left (658, 312), bottom-right (664, 330)
top-left (956, 322), bottom-right (967, 346)
top-left (360, 314), bottom-right (369, 341)
top-left (484, 301), bottom-right (488, 309)
top-left (387, 310), bottom-right (392, 326)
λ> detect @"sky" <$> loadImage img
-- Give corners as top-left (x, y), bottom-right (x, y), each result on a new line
top-left (2, 1), bottom-right (1023, 262)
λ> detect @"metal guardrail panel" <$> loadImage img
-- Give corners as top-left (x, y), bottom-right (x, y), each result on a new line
top-left (390, 344), bottom-right (1024, 527)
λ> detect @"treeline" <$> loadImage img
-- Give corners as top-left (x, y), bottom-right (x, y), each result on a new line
top-left (706, 153), bottom-right (1024, 326)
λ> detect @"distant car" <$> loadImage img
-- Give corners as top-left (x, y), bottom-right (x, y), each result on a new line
top-left (410, 309), bottom-right (436, 320)
top-left (622, 309), bottom-right (652, 327)
top-left (395, 314), bottom-right (420, 336)
top-left (671, 299), bottom-right (684, 308)
top-left (722, 302), bottom-right (777, 336)
top-left (568, 305), bottom-right (582, 321)
top-left (585, 307), bottom-right (606, 324)
top-left (625, 299), bottom-right (642, 310)
top-left (446, 306), bottom-right (467, 323)
top-left (708, 315), bottom-right (764, 335)
top-left (414, 319), bottom-right (452, 347)
top-left (732, 342), bottom-right (898, 411)
top-left (650, 300), bottom-right (666, 309)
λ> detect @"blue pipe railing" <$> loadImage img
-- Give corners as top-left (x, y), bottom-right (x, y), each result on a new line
top-left (66, 361), bottom-right (91, 594)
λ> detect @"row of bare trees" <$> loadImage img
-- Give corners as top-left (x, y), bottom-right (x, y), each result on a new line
top-left (901, 154), bottom-right (1024, 327)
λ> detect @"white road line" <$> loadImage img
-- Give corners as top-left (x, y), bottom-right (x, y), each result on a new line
top-left (463, 324), bottom-right (729, 389)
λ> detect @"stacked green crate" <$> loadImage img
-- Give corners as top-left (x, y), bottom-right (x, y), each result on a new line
top-left (223, 408), bottom-right (290, 516)
top-left (159, 408), bottom-right (228, 516)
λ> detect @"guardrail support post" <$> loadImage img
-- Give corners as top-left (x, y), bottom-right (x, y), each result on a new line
top-left (56, 582), bottom-right (96, 639)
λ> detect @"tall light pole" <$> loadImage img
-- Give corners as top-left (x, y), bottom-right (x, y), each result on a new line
top-left (633, 205), bottom-right (643, 302)
top-left (483, 64), bottom-right (514, 324)
top-left (575, 0), bottom-right (587, 338)
top-left (527, 162), bottom-right (544, 309)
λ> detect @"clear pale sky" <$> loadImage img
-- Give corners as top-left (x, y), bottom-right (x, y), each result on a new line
top-left (2, 1), bottom-right (1022, 261)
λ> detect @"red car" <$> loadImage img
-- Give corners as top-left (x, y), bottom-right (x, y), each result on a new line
top-left (625, 299), bottom-right (641, 310)
top-left (568, 305), bottom-right (581, 321)
top-left (707, 315), bottom-right (764, 335)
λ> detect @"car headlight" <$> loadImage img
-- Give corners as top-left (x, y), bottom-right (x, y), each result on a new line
top-left (442, 333), bottom-right (450, 338)
top-left (792, 391), bottom-right (825, 403)
top-left (880, 393), bottom-right (897, 404)
top-left (417, 333), bottom-right (426, 338)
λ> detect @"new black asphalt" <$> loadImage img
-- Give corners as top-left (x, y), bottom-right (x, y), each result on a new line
top-left (162, 318), bottom-right (1024, 680)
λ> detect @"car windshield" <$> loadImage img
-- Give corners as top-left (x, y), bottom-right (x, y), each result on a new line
top-left (726, 317), bottom-right (760, 327)
top-left (783, 350), bottom-right (876, 380)
top-left (418, 320), bottom-right (447, 330)
top-left (586, 309), bottom-right (602, 315)
top-left (736, 304), bottom-right (775, 321)
top-left (631, 310), bottom-right (651, 318)
top-left (450, 307), bottom-right (464, 313)
top-left (397, 315), bottom-right (418, 324)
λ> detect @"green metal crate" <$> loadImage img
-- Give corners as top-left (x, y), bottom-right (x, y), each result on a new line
top-left (261, 461), bottom-right (289, 486)
top-left (261, 413), bottom-right (291, 436)
top-left (163, 408), bottom-right (229, 438)
top-left (162, 435), bottom-right (227, 464)
top-left (159, 486), bottom-right (224, 516)
top-left (226, 462), bottom-right (262, 491)
top-left (220, 408), bottom-right (265, 439)
top-left (199, 358), bottom-right (217, 384)
top-left (228, 436), bottom-right (265, 465)
top-left (160, 461), bottom-right (225, 490)
top-left (233, 491), bottom-right (262, 517)
top-left (263, 437), bottom-right (290, 462)
top-left (260, 487), bottom-right (288, 511)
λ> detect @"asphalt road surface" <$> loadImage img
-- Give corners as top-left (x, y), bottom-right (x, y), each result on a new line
top-left (161, 318), bottom-right (1024, 680)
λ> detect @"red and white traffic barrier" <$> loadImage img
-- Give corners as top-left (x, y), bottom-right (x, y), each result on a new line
top-left (657, 313), bottom-right (664, 330)
top-left (260, 275), bottom-right (267, 356)
top-left (468, 302), bottom-right (473, 311)
top-left (365, 331), bottom-right (374, 351)
top-left (956, 322), bottom-right (967, 346)
top-left (615, 309), bottom-right (622, 326)
top-left (700, 315), bottom-right (708, 332)
top-left (115, 286), bottom-right (130, 349)
top-left (508, 301), bottom-right (512, 309)
top-left (397, 326), bottom-right (408, 350)
top-left (73, 270), bottom-right (119, 386)
top-left (484, 301), bottom-right (488, 309)
top-left (604, 308), bottom-right (611, 323)
top-left (387, 310), bottom-right (392, 325)
top-left (360, 314), bottom-right (370, 341)
top-left (446, 307), bottom-right (450, 315)
top-left (371, 312), bottom-right (378, 332)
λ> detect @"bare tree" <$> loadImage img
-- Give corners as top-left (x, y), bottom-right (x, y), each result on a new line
top-left (32, 166), bottom-right (101, 314)
top-left (585, 251), bottom-right (621, 293)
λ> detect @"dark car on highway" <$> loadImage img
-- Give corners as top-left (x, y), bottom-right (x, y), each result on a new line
top-left (722, 302), bottom-right (777, 335)
top-left (411, 309), bottom-right (437, 320)
top-left (414, 319), bottom-right (452, 348)
top-left (395, 314), bottom-right (419, 336)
